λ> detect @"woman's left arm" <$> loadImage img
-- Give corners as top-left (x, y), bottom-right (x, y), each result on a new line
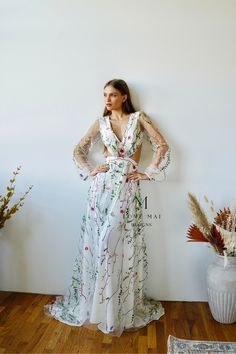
top-left (139, 111), bottom-right (171, 181)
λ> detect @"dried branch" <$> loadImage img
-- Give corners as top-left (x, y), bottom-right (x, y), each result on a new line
top-left (0, 166), bottom-right (33, 229)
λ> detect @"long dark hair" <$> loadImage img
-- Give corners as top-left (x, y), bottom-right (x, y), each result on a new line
top-left (103, 79), bottom-right (136, 116)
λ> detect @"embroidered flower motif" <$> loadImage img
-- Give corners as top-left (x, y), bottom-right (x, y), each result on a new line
top-left (120, 209), bottom-right (124, 214)
top-left (84, 246), bottom-right (89, 251)
top-left (119, 148), bottom-right (125, 156)
top-left (132, 165), bottom-right (137, 170)
top-left (49, 298), bottom-right (56, 304)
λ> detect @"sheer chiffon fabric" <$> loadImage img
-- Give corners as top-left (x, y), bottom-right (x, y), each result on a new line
top-left (44, 155), bottom-right (164, 336)
top-left (72, 111), bottom-right (170, 181)
top-left (44, 111), bottom-right (170, 336)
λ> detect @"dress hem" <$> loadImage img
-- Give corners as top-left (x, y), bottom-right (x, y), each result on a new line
top-left (43, 299), bottom-right (165, 336)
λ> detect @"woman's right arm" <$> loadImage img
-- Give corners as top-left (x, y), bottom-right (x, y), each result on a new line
top-left (73, 118), bottom-right (101, 181)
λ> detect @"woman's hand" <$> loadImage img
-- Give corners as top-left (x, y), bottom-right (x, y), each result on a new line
top-left (90, 164), bottom-right (109, 176)
top-left (126, 172), bottom-right (150, 181)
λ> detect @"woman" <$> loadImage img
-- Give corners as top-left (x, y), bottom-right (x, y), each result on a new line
top-left (44, 79), bottom-right (170, 336)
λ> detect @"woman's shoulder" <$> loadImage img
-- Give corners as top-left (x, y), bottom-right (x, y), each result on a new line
top-left (136, 110), bottom-right (152, 124)
top-left (134, 110), bottom-right (143, 115)
top-left (133, 110), bottom-right (146, 119)
top-left (97, 115), bottom-right (108, 126)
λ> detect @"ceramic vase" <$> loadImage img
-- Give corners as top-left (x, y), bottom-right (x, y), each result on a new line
top-left (206, 254), bottom-right (236, 324)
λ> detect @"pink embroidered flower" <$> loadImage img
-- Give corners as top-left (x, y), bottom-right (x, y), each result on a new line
top-left (84, 246), bottom-right (89, 251)
top-left (120, 209), bottom-right (124, 214)
top-left (119, 148), bottom-right (125, 156)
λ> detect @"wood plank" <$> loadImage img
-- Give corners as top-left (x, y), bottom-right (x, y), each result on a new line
top-left (0, 291), bottom-right (235, 353)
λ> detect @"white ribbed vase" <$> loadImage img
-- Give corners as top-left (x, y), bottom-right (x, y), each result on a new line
top-left (206, 255), bottom-right (236, 324)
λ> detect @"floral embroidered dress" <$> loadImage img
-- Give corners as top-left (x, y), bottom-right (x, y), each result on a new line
top-left (44, 111), bottom-right (170, 336)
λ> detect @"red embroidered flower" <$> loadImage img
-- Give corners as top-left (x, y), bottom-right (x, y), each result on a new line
top-left (49, 298), bottom-right (56, 304)
top-left (84, 246), bottom-right (89, 251)
top-left (132, 165), bottom-right (137, 170)
top-left (119, 148), bottom-right (125, 156)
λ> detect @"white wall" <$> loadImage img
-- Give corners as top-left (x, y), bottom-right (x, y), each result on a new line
top-left (0, 0), bottom-right (236, 301)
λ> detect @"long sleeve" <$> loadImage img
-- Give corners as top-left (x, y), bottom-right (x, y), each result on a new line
top-left (73, 118), bottom-right (101, 181)
top-left (139, 111), bottom-right (170, 181)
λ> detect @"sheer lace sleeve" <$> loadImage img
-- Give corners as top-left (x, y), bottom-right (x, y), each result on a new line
top-left (73, 118), bottom-right (101, 181)
top-left (139, 111), bottom-right (170, 181)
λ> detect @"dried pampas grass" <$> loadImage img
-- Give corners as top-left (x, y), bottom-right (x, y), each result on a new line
top-left (187, 193), bottom-right (212, 235)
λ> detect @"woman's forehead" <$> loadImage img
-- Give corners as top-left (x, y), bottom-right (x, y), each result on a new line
top-left (104, 85), bottom-right (121, 94)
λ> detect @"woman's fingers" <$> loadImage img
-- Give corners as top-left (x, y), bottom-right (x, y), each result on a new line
top-left (127, 172), bottom-right (147, 181)
top-left (97, 164), bottom-right (109, 171)
top-left (127, 173), bottom-right (137, 180)
top-left (93, 164), bottom-right (109, 175)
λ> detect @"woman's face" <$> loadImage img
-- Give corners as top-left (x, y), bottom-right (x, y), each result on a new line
top-left (104, 85), bottom-right (127, 111)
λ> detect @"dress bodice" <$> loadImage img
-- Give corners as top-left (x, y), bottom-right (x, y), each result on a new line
top-left (99, 112), bottom-right (143, 158)
top-left (73, 111), bottom-right (170, 181)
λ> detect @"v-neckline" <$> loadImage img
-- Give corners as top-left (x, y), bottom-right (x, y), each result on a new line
top-left (107, 112), bottom-right (134, 143)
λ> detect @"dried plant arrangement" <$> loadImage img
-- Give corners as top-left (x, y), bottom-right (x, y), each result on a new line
top-left (187, 193), bottom-right (236, 257)
top-left (0, 166), bottom-right (33, 229)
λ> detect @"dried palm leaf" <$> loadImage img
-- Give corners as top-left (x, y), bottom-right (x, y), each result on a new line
top-left (210, 224), bottom-right (226, 255)
top-left (187, 224), bottom-right (209, 242)
top-left (214, 207), bottom-right (236, 232)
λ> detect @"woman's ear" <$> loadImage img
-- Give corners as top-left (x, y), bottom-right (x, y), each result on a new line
top-left (123, 94), bottom-right (127, 103)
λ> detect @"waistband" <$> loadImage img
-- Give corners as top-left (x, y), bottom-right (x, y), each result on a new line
top-left (106, 156), bottom-right (138, 166)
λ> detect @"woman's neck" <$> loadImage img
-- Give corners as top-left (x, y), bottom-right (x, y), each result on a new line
top-left (110, 109), bottom-right (126, 120)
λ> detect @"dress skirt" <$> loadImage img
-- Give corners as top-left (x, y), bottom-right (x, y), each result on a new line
top-left (44, 156), bottom-right (164, 336)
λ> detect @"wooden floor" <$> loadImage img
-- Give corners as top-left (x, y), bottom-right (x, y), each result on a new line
top-left (0, 291), bottom-right (235, 353)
